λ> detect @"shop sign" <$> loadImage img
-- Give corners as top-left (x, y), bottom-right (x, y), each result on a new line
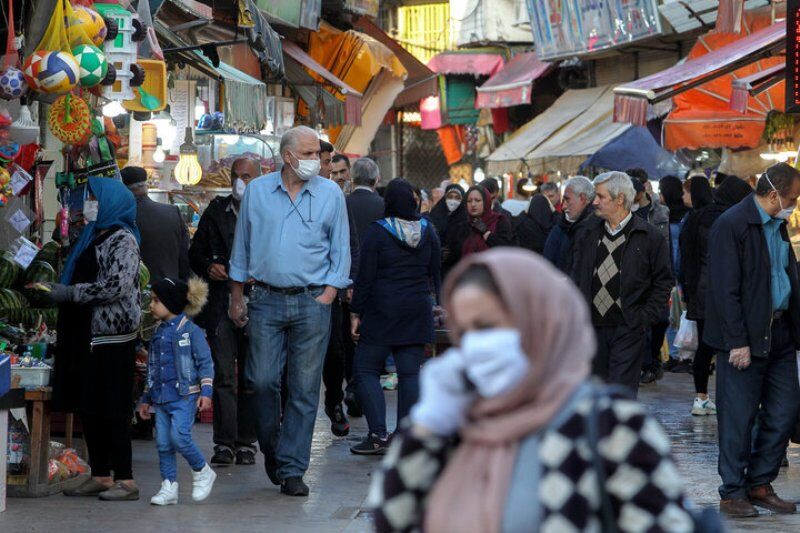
top-left (256, 0), bottom-right (320, 30)
top-left (526, 0), bottom-right (662, 61)
top-left (788, 0), bottom-right (800, 113)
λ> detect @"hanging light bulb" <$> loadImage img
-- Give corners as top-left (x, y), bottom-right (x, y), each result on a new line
top-left (473, 167), bottom-right (485, 184)
top-left (153, 138), bottom-right (166, 163)
top-left (174, 127), bottom-right (202, 185)
top-left (522, 179), bottom-right (537, 193)
top-left (194, 99), bottom-right (206, 121)
top-left (102, 100), bottom-right (127, 118)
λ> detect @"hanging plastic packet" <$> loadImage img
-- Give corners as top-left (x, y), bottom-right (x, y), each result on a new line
top-left (8, 235), bottom-right (39, 269)
top-left (8, 162), bottom-right (32, 196)
top-left (3, 196), bottom-right (35, 234)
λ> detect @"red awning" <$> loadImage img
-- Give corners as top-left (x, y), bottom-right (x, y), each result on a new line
top-left (427, 50), bottom-right (505, 77)
top-left (351, 16), bottom-right (438, 108)
top-left (282, 40), bottom-right (363, 124)
top-left (613, 21), bottom-right (785, 125)
top-left (475, 52), bottom-right (554, 108)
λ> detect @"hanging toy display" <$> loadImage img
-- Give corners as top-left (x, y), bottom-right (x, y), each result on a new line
top-left (48, 94), bottom-right (92, 145)
top-left (72, 44), bottom-right (108, 88)
top-left (23, 51), bottom-right (80, 94)
top-left (0, 68), bottom-right (27, 100)
top-left (68, 6), bottom-right (111, 48)
top-left (9, 105), bottom-right (38, 145)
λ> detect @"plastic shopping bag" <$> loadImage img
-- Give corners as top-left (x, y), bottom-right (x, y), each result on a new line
top-left (674, 311), bottom-right (698, 352)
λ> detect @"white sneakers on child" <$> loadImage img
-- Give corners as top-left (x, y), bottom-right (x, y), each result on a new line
top-left (691, 397), bottom-right (717, 416)
top-left (150, 480), bottom-right (179, 506)
top-left (191, 464), bottom-right (217, 502)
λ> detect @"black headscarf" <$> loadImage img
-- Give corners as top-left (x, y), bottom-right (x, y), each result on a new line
top-left (712, 175), bottom-right (752, 208)
top-left (429, 183), bottom-right (465, 236)
top-left (689, 176), bottom-right (713, 210)
top-left (527, 194), bottom-right (555, 231)
top-left (384, 178), bottom-right (420, 221)
top-left (659, 175), bottom-right (689, 222)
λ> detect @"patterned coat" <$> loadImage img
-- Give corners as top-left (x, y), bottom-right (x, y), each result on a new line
top-left (368, 385), bottom-right (696, 532)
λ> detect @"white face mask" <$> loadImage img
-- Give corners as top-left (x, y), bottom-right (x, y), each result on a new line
top-left (460, 328), bottom-right (530, 398)
top-left (232, 179), bottom-right (246, 201)
top-left (83, 200), bottom-right (99, 222)
top-left (764, 172), bottom-right (796, 220)
top-left (290, 152), bottom-right (321, 181)
top-left (630, 203), bottom-right (640, 212)
top-left (445, 199), bottom-right (461, 212)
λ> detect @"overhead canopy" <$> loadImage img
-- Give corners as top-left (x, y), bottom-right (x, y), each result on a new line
top-left (486, 86), bottom-right (607, 175)
top-left (730, 63), bottom-right (784, 111)
top-left (351, 15), bottom-right (438, 108)
top-left (475, 52), bottom-right (554, 109)
top-left (427, 49), bottom-right (506, 77)
top-left (581, 126), bottom-right (687, 179)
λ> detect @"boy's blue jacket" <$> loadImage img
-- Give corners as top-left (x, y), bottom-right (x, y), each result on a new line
top-left (140, 315), bottom-right (214, 404)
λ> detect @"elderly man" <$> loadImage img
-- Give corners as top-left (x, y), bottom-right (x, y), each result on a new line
top-left (330, 154), bottom-right (351, 193)
top-left (540, 181), bottom-right (562, 212)
top-left (570, 171), bottom-right (672, 394)
top-left (229, 126), bottom-right (350, 497)
top-left (347, 158), bottom-right (385, 241)
top-left (706, 163), bottom-right (800, 518)
top-left (543, 176), bottom-right (595, 273)
top-left (189, 157), bottom-right (259, 467)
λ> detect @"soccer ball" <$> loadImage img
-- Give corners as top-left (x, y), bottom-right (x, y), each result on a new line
top-left (72, 44), bottom-right (108, 88)
top-left (69, 6), bottom-right (108, 47)
top-left (0, 68), bottom-right (28, 100)
top-left (35, 52), bottom-right (80, 94)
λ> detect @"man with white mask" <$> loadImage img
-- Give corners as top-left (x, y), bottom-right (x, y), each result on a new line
top-left (189, 157), bottom-right (259, 467)
top-left (228, 126), bottom-right (351, 497)
top-left (543, 176), bottom-right (595, 274)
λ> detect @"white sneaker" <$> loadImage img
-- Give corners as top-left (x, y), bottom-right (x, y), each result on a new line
top-left (150, 480), bottom-right (179, 506)
top-left (191, 464), bottom-right (216, 502)
top-left (691, 397), bottom-right (716, 416)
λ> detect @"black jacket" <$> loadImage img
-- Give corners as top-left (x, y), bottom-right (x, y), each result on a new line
top-left (704, 195), bottom-right (800, 357)
top-left (514, 195), bottom-right (555, 254)
top-left (347, 188), bottom-right (385, 245)
top-left (570, 214), bottom-right (673, 329)
top-left (543, 206), bottom-right (596, 273)
top-left (135, 195), bottom-right (190, 284)
top-left (442, 216), bottom-right (514, 273)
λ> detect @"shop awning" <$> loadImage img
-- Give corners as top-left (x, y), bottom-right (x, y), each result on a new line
top-left (427, 49), bottom-right (506, 77)
top-left (283, 56), bottom-right (351, 127)
top-left (613, 20), bottom-right (785, 125)
top-left (351, 15), bottom-right (438, 108)
top-left (282, 39), bottom-right (363, 125)
top-left (475, 52), bottom-right (554, 109)
top-left (486, 86), bottom-right (607, 175)
top-left (730, 63), bottom-right (784, 112)
top-left (581, 126), bottom-right (687, 179)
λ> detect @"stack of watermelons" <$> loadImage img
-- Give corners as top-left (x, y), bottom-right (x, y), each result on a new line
top-left (0, 243), bottom-right (61, 329)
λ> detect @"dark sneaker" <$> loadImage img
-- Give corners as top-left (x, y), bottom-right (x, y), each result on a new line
top-left (325, 404), bottom-right (350, 437)
top-left (236, 448), bottom-right (256, 465)
top-left (350, 433), bottom-right (390, 455)
top-left (280, 476), bottom-right (309, 496)
top-left (345, 391), bottom-right (363, 418)
top-left (64, 477), bottom-right (111, 497)
top-left (211, 447), bottom-right (235, 466)
top-left (264, 452), bottom-right (280, 486)
top-left (640, 368), bottom-right (657, 385)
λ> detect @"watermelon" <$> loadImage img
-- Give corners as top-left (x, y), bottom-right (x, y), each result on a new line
top-left (0, 251), bottom-right (21, 288)
top-left (23, 261), bottom-right (58, 307)
top-left (36, 241), bottom-right (61, 268)
top-left (0, 288), bottom-right (27, 310)
top-left (139, 262), bottom-right (150, 289)
top-left (3, 308), bottom-right (57, 328)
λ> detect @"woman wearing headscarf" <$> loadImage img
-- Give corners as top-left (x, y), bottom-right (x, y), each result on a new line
top-left (514, 193), bottom-right (556, 254)
top-left (442, 186), bottom-right (513, 273)
top-left (349, 178), bottom-right (441, 455)
top-left (370, 249), bottom-right (700, 532)
top-left (49, 177), bottom-right (143, 501)
top-left (428, 183), bottom-right (465, 240)
top-left (679, 176), bottom-right (753, 416)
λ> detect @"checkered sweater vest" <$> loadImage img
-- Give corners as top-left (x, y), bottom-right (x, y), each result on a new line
top-left (591, 230), bottom-right (627, 326)
top-left (369, 389), bottom-right (693, 532)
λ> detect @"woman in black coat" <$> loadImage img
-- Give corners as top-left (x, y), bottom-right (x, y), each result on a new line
top-left (349, 178), bottom-right (442, 455)
top-left (515, 194), bottom-right (556, 253)
top-left (428, 183), bottom-right (466, 240)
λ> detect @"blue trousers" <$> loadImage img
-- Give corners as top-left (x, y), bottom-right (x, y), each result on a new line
top-left (155, 394), bottom-right (206, 482)
top-left (245, 286), bottom-right (331, 480)
top-left (354, 343), bottom-right (424, 437)
top-left (716, 318), bottom-right (800, 500)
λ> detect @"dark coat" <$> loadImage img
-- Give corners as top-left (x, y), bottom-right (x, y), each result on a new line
top-left (571, 214), bottom-right (673, 329)
top-left (135, 194), bottom-right (190, 283)
top-left (347, 188), bottom-right (385, 244)
top-left (543, 206), bottom-right (596, 273)
top-left (704, 195), bottom-right (800, 357)
top-left (514, 195), bottom-right (555, 254)
top-left (188, 195), bottom-right (237, 332)
top-left (442, 216), bottom-right (514, 274)
top-left (351, 219), bottom-right (441, 346)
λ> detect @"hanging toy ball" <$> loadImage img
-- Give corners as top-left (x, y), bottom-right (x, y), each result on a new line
top-left (0, 167), bottom-right (9, 187)
top-left (22, 51), bottom-right (50, 92)
top-left (35, 51), bottom-right (80, 94)
top-left (69, 6), bottom-right (108, 48)
top-left (0, 68), bottom-right (28, 100)
top-left (72, 44), bottom-right (108, 88)
top-left (48, 94), bottom-right (92, 145)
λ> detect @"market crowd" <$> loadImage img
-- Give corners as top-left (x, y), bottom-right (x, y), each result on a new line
top-left (43, 124), bottom-right (800, 528)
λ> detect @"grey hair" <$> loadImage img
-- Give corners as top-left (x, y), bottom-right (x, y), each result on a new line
top-left (279, 125), bottom-right (318, 156)
top-left (564, 176), bottom-right (595, 201)
top-left (593, 171), bottom-right (636, 210)
top-left (351, 157), bottom-right (380, 187)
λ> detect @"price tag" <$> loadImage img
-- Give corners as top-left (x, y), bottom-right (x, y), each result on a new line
top-left (10, 237), bottom-right (38, 269)
top-left (9, 168), bottom-right (32, 196)
top-left (7, 208), bottom-right (30, 233)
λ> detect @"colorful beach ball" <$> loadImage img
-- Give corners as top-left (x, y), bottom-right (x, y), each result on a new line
top-left (69, 6), bottom-right (108, 47)
top-left (0, 68), bottom-right (28, 100)
top-left (31, 52), bottom-right (80, 94)
top-left (72, 45), bottom-right (107, 88)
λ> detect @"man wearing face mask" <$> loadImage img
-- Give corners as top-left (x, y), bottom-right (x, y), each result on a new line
top-left (189, 157), bottom-right (259, 467)
top-left (543, 176), bottom-right (595, 273)
top-left (706, 162), bottom-right (800, 519)
top-left (228, 126), bottom-right (351, 497)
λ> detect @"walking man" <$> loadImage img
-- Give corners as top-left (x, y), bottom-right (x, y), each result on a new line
top-left (543, 176), bottom-right (595, 273)
top-left (330, 154), bottom-right (352, 193)
top-left (228, 126), bottom-right (350, 497)
top-left (570, 171), bottom-right (672, 394)
top-left (189, 157), bottom-right (259, 466)
top-left (706, 162), bottom-right (800, 518)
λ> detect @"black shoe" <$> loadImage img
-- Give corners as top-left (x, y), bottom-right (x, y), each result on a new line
top-left (345, 391), bottom-right (363, 418)
top-left (350, 433), bottom-right (390, 455)
top-left (325, 404), bottom-right (350, 437)
top-left (782, 454), bottom-right (790, 468)
top-left (264, 453), bottom-right (280, 485)
top-left (671, 360), bottom-right (693, 374)
top-left (236, 448), bottom-right (256, 465)
top-left (654, 365), bottom-right (664, 381)
top-left (663, 359), bottom-right (676, 372)
top-left (210, 447), bottom-right (235, 466)
top-left (280, 476), bottom-right (309, 496)
top-left (640, 369), bottom-right (657, 385)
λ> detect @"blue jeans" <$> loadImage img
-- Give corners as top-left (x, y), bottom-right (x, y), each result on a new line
top-left (716, 318), bottom-right (800, 499)
top-left (155, 394), bottom-right (206, 482)
top-left (354, 343), bottom-right (424, 437)
top-left (246, 286), bottom-right (332, 480)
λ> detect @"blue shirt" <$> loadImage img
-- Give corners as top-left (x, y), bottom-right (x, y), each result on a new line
top-left (229, 172), bottom-right (351, 288)
top-left (754, 197), bottom-right (790, 312)
top-left (148, 314), bottom-right (183, 404)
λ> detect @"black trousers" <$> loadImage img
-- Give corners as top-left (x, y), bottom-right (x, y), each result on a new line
top-left (209, 317), bottom-right (257, 452)
top-left (693, 320), bottom-right (716, 394)
top-left (82, 415), bottom-right (133, 480)
top-left (642, 319), bottom-right (669, 370)
top-left (323, 299), bottom-right (346, 410)
top-left (593, 323), bottom-right (645, 397)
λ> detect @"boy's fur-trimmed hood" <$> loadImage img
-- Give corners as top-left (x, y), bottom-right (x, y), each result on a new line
top-left (185, 277), bottom-right (208, 317)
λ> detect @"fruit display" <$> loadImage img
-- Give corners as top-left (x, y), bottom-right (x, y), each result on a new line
top-left (23, 261), bottom-right (58, 307)
top-left (0, 288), bottom-right (28, 310)
top-left (139, 261), bottom-right (150, 289)
top-left (0, 251), bottom-right (22, 288)
top-left (35, 241), bottom-right (61, 269)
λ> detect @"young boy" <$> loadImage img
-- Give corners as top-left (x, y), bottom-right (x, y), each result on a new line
top-left (138, 277), bottom-right (216, 505)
